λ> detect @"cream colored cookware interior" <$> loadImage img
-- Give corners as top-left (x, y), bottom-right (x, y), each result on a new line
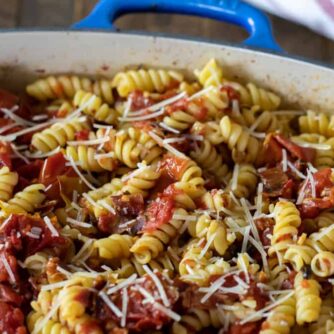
top-left (0, 31), bottom-right (333, 112)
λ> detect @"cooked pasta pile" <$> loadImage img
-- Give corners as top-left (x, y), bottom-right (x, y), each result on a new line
top-left (1, 58), bottom-right (334, 333)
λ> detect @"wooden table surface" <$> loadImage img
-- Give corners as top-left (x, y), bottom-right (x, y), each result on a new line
top-left (0, 0), bottom-right (333, 64)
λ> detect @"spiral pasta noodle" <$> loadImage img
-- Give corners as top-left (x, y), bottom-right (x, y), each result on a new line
top-left (31, 118), bottom-right (89, 152)
top-left (73, 90), bottom-right (116, 124)
top-left (227, 81), bottom-right (281, 110)
top-left (299, 110), bottom-right (334, 138)
top-left (112, 68), bottom-right (184, 97)
top-left (269, 201), bottom-right (301, 256)
top-left (65, 145), bottom-right (117, 172)
top-left (6, 58), bottom-right (334, 334)
top-left (283, 244), bottom-right (316, 271)
top-left (228, 163), bottom-right (257, 199)
top-left (0, 166), bottom-right (18, 202)
top-left (26, 75), bottom-right (114, 104)
top-left (190, 139), bottom-right (229, 181)
top-left (309, 298), bottom-right (334, 334)
top-left (191, 121), bottom-right (225, 145)
top-left (0, 184), bottom-right (45, 215)
top-left (194, 58), bottom-right (224, 87)
top-left (220, 115), bottom-right (260, 163)
top-left (122, 165), bottom-right (160, 197)
top-left (172, 309), bottom-right (222, 333)
top-left (310, 251), bottom-right (334, 277)
top-left (93, 234), bottom-right (135, 261)
top-left (130, 208), bottom-right (187, 264)
top-left (294, 272), bottom-right (321, 325)
top-left (174, 159), bottom-right (205, 199)
top-left (195, 214), bottom-right (230, 256)
top-left (260, 294), bottom-right (296, 334)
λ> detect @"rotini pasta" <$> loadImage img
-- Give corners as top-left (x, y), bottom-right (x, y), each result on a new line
top-left (73, 90), bottom-right (116, 124)
top-left (2, 58), bottom-right (334, 334)
top-left (0, 166), bottom-right (18, 202)
top-left (294, 272), bottom-right (321, 325)
top-left (31, 118), bottom-right (89, 152)
top-left (27, 75), bottom-right (114, 103)
top-left (112, 68), bottom-right (184, 97)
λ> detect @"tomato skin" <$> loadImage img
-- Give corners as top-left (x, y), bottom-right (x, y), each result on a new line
top-left (158, 154), bottom-right (189, 181)
top-left (0, 89), bottom-right (18, 109)
top-left (144, 195), bottom-right (174, 232)
top-left (274, 134), bottom-right (315, 162)
top-left (221, 86), bottom-right (241, 101)
top-left (0, 301), bottom-right (27, 334)
top-left (0, 214), bottom-right (66, 256)
top-left (0, 142), bottom-right (12, 169)
top-left (129, 90), bottom-right (154, 111)
top-left (75, 129), bottom-right (90, 141)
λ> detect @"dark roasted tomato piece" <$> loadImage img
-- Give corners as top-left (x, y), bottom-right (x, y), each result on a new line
top-left (298, 168), bottom-right (334, 218)
top-left (39, 152), bottom-right (67, 185)
top-left (0, 89), bottom-right (18, 109)
top-left (0, 301), bottom-right (27, 334)
top-left (165, 98), bottom-right (188, 115)
top-left (259, 166), bottom-right (290, 197)
top-left (75, 129), bottom-right (90, 141)
top-left (0, 284), bottom-right (23, 306)
top-left (260, 134), bottom-right (315, 166)
top-left (38, 152), bottom-right (78, 201)
top-left (97, 213), bottom-right (117, 234)
top-left (97, 195), bottom-right (145, 234)
top-left (0, 142), bottom-right (12, 169)
top-left (0, 214), bottom-right (67, 256)
top-left (274, 134), bottom-right (315, 162)
top-left (129, 90), bottom-right (154, 111)
top-left (96, 273), bottom-right (179, 332)
top-left (144, 194), bottom-right (174, 232)
top-left (0, 250), bottom-right (19, 284)
top-left (255, 218), bottom-right (275, 247)
top-left (158, 154), bottom-right (189, 181)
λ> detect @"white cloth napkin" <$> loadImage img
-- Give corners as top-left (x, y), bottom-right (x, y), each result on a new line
top-left (245, 0), bottom-right (334, 40)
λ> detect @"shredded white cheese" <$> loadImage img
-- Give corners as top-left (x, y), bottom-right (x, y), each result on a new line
top-left (0, 253), bottom-right (16, 283)
top-left (99, 291), bottom-right (123, 318)
top-left (282, 149), bottom-right (288, 172)
top-left (158, 122), bottom-right (181, 134)
top-left (240, 291), bottom-right (295, 324)
top-left (66, 217), bottom-right (92, 228)
top-left (43, 216), bottom-right (59, 237)
top-left (67, 156), bottom-right (96, 190)
top-left (107, 274), bottom-right (138, 295)
top-left (143, 265), bottom-right (170, 307)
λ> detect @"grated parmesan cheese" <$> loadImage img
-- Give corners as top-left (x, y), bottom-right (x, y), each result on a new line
top-left (66, 217), bottom-right (92, 228)
top-left (148, 130), bottom-right (187, 158)
top-left (129, 91), bottom-right (186, 116)
top-left (67, 156), bottom-right (96, 190)
top-left (240, 291), bottom-right (295, 324)
top-left (143, 265), bottom-right (170, 307)
top-left (99, 291), bottom-right (123, 318)
top-left (0, 253), bottom-right (16, 283)
top-left (199, 232), bottom-right (217, 259)
top-left (158, 122), bottom-right (180, 134)
top-left (282, 149), bottom-right (288, 172)
top-left (231, 164), bottom-right (239, 191)
top-left (43, 216), bottom-right (59, 237)
top-left (121, 288), bottom-right (128, 327)
top-left (107, 274), bottom-right (138, 295)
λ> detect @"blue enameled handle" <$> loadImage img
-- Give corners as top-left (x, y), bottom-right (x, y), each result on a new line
top-left (72, 0), bottom-right (282, 52)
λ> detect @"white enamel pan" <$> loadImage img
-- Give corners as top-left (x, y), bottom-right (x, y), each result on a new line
top-left (0, 0), bottom-right (333, 112)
